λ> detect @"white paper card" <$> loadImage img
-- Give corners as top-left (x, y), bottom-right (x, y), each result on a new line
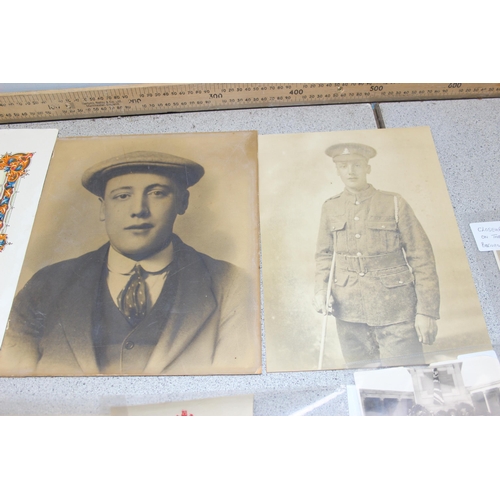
top-left (0, 129), bottom-right (58, 346)
top-left (110, 394), bottom-right (254, 416)
top-left (470, 221), bottom-right (500, 251)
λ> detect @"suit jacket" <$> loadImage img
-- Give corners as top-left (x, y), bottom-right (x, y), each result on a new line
top-left (0, 235), bottom-right (261, 376)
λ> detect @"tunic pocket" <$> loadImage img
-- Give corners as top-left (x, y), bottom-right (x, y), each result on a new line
top-left (329, 219), bottom-right (346, 232)
top-left (329, 218), bottom-right (347, 253)
top-left (378, 267), bottom-right (414, 288)
top-left (366, 219), bottom-right (399, 253)
top-left (333, 268), bottom-right (357, 287)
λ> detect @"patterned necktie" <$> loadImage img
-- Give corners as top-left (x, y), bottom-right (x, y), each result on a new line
top-left (118, 264), bottom-right (148, 327)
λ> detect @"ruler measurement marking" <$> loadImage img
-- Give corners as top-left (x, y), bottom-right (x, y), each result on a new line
top-left (0, 83), bottom-right (499, 123)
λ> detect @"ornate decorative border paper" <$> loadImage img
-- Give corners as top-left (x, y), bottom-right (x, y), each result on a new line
top-left (0, 152), bottom-right (34, 252)
top-left (0, 128), bottom-right (58, 349)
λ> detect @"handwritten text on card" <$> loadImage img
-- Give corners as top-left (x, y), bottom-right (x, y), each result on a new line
top-left (470, 221), bottom-right (500, 251)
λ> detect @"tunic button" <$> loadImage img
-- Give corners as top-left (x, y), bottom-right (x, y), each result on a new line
top-left (354, 216), bottom-right (359, 221)
top-left (398, 280), bottom-right (403, 284)
top-left (359, 272), bottom-right (365, 277)
top-left (125, 341), bottom-right (135, 350)
top-left (357, 252), bottom-right (362, 256)
top-left (334, 279), bottom-right (337, 283)
top-left (355, 233), bottom-right (361, 239)
top-left (355, 201), bottom-right (360, 205)
top-left (381, 225), bottom-right (386, 228)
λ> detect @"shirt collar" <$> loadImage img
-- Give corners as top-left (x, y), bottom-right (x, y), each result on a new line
top-left (107, 242), bottom-right (174, 275)
top-left (343, 184), bottom-right (376, 203)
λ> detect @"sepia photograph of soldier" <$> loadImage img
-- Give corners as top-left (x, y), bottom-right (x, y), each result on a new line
top-left (259, 127), bottom-right (491, 372)
top-left (0, 132), bottom-right (261, 376)
top-left (314, 143), bottom-right (439, 368)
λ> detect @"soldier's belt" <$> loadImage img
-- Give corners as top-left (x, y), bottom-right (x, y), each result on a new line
top-left (335, 250), bottom-right (407, 274)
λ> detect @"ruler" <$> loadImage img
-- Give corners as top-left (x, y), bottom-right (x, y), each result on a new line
top-left (0, 83), bottom-right (498, 124)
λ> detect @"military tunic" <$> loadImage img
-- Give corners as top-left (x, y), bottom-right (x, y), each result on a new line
top-left (315, 184), bottom-right (440, 365)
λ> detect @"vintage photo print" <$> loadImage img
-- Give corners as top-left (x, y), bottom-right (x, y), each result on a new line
top-left (353, 351), bottom-right (500, 416)
top-left (0, 131), bottom-right (261, 376)
top-left (259, 127), bottom-right (491, 372)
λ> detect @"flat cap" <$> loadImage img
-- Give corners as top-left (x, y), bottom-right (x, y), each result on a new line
top-left (82, 150), bottom-right (205, 196)
top-left (325, 143), bottom-right (377, 162)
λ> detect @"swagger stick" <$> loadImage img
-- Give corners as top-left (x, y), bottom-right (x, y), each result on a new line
top-left (318, 250), bottom-right (335, 370)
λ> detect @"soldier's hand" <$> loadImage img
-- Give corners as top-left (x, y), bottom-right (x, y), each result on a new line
top-left (314, 291), bottom-right (333, 315)
top-left (415, 314), bottom-right (438, 345)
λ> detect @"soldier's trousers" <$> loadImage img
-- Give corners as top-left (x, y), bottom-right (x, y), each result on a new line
top-left (336, 318), bottom-right (425, 368)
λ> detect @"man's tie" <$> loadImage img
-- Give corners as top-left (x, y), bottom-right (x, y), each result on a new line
top-left (118, 264), bottom-right (148, 327)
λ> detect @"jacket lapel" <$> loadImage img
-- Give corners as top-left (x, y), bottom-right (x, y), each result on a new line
top-left (144, 237), bottom-right (217, 374)
top-left (57, 244), bottom-right (109, 374)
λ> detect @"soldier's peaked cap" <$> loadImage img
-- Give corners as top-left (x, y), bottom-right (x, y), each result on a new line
top-left (325, 143), bottom-right (377, 162)
top-left (82, 150), bottom-right (205, 196)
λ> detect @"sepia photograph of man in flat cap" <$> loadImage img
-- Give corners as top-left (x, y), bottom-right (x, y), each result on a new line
top-left (0, 132), bottom-right (261, 376)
